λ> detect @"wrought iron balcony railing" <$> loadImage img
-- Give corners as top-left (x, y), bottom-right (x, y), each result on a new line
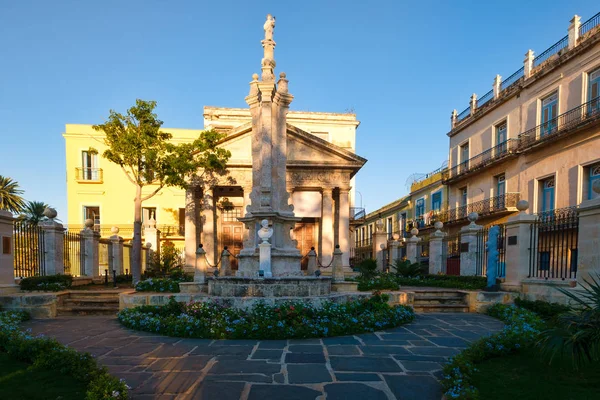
top-left (518, 96), bottom-right (600, 150)
top-left (443, 139), bottom-right (518, 183)
top-left (355, 237), bottom-right (372, 249)
top-left (75, 167), bottom-right (103, 182)
top-left (439, 193), bottom-right (520, 224)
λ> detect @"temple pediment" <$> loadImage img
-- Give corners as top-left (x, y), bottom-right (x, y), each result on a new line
top-left (216, 122), bottom-right (366, 174)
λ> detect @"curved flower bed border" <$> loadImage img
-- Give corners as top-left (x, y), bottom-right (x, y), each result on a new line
top-left (118, 293), bottom-right (415, 340)
top-left (0, 311), bottom-right (128, 399)
top-left (441, 304), bottom-right (545, 399)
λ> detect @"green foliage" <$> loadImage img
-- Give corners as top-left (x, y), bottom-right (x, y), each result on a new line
top-left (115, 274), bottom-right (133, 284)
top-left (0, 175), bottom-right (25, 213)
top-left (20, 275), bottom-right (73, 291)
top-left (514, 297), bottom-right (571, 320)
top-left (355, 274), bottom-right (487, 291)
top-left (391, 259), bottom-right (423, 277)
top-left (357, 259), bottom-right (378, 279)
top-left (17, 200), bottom-right (49, 226)
top-left (442, 304), bottom-right (545, 399)
top-left (0, 311), bottom-right (128, 399)
top-left (118, 296), bottom-right (415, 340)
top-left (538, 274), bottom-right (600, 369)
top-left (135, 277), bottom-right (187, 293)
top-left (148, 241), bottom-right (184, 275)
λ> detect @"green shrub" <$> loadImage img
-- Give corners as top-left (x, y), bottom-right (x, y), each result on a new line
top-left (135, 278), bottom-right (182, 293)
top-left (391, 259), bottom-right (423, 277)
top-left (0, 310), bottom-right (128, 399)
top-left (148, 241), bottom-right (184, 276)
top-left (441, 304), bottom-right (545, 399)
top-left (19, 274), bottom-right (73, 291)
top-left (115, 274), bottom-right (133, 284)
top-left (354, 274), bottom-right (487, 291)
top-left (118, 295), bottom-right (415, 340)
top-left (514, 297), bottom-right (571, 320)
top-left (357, 259), bottom-right (378, 280)
top-left (357, 274), bottom-right (400, 291)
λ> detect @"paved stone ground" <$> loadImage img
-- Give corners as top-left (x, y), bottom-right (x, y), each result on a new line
top-left (21, 314), bottom-right (503, 400)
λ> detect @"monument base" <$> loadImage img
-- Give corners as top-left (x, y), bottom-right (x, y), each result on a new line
top-left (208, 276), bottom-right (331, 297)
top-left (237, 249), bottom-right (303, 278)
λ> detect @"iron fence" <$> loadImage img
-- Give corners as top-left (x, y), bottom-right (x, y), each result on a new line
top-left (519, 96), bottom-right (600, 150)
top-left (13, 222), bottom-right (46, 278)
top-left (476, 225), bottom-right (507, 277)
top-left (443, 139), bottom-right (518, 182)
top-left (529, 207), bottom-right (579, 280)
top-left (442, 232), bottom-right (461, 275)
top-left (439, 193), bottom-right (520, 224)
top-left (99, 238), bottom-right (111, 271)
top-left (579, 12), bottom-right (600, 37)
top-left (64, 231), bottom-right (84, 276)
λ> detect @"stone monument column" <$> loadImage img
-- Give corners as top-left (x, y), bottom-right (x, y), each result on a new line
top-left (321, 188), bottom-right (334, 267)
top-left (201, 188), bottom-right (216, 267)
top-left (338, 187), bottom-right (351, 270)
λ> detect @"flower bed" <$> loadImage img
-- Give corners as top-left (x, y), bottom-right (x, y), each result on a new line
top-left (118, 293), bottom-right (415, 340)
top-left (441, 304), bottom-right (545, 399)
top-left (19, 274), bottom-right (73, 291)
top-left (135, 277), bottom-right (184, 293)
top-left (355, 274), bottom-right (487, 291)
top-left (0, 310), bottom-right (128, 399)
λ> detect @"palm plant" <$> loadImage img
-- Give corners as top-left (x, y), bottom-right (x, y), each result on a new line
top-left (18, 201), bottom-right (49, 226)
top-left (391, 259), bottom-right (423, 277)
top-left (0, 175), bottom-right (26, 213)
top-left (539, 273), bottom-right (600, 368)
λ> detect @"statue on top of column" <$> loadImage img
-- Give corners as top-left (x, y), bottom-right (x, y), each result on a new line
top-left (264, 14), bottom-right (276, 41)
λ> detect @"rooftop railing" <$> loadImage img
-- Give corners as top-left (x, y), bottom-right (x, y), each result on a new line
top-left (457, 107), bottom-right (470, 122)
top-left (443, 139), bottom-right (518, 183)
top-left (500, 67), bottom-right (524, 91)
top-left (477, 89), bottom-right (494, 108)
top-left (518, 96), bottom-right (600, 150)
top-left (533, 35), bottom-right (568, 67)
top-left (439, 193), bottom-right (520, 224)
top-left (580, 12), bottom-right (600, 36)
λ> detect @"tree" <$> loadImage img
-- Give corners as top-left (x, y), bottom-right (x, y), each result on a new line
top-left (18, 200), bottom-right (49, 226)
top-left (93, 99), bottom-right (231, 284)
top-left (0, 175), bottom-right (26, 214)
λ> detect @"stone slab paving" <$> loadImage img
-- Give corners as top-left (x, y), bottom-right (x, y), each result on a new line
top-left (21, 313), bottom-right (504, 400)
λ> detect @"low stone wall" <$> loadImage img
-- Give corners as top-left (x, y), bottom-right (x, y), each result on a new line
top-left (208, 276), bottom-right (331, 297)
top-left (518, 278), bottom-right (579, 305)
top-left (0, 292), bottom-right (65, 318)
top-left (462, 290), bottom-right (518, 313)
top-left (119, 291), bottom-right (370, 311)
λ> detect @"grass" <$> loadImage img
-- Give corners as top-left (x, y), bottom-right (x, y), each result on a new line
top-left (472, 347), bottom-right (600, 400)
top-left (0, 352), bottom-right (87, 399)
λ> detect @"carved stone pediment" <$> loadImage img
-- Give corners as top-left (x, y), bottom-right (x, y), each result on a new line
top-left (287, 170), bottom-right (351, 187)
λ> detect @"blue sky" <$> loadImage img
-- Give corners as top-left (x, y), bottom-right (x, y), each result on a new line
top-left (0, 0), bottom-right (598, 222)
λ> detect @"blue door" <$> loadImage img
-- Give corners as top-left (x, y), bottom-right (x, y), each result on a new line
top-left (416, 198), bottom-right (425, 228)
top-left (541, 178), bottom-right (555, 212)
top-left (541, 93), bottom-right (558, 136)
top-left (497, 175), bottom-right (506, 196)
top-left (496, 123), bottom-right (507, 154)
top-left (590, 164), bottom-right (600, 200)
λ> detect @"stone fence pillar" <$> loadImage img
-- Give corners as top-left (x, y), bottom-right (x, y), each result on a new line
top-left (40, 208), bottom-right (65, 276)
top-left (460, 213), bottom-right (482, 276)
top-left (0, 210), bottom-right (18, 293)
top-left (503, 201), bottom-right (537, 292)
top-left (405, 228), bottom-right (420, 264)
top-left (109, 227), bottom-right (124, 275)
top-left (332, 245), bottom-right (344, 283)
top-left (568, 15), bottom-right (581, 50)
top-left (372, 227), bottom-right (388, 271)
top-left (194, 244), bottom-right (207, 284)
top-left (577, 185), bottom-right (600, 285)
top-left (307, 247), bottom-right (318, 276)
top-left (81, 219), bottom-right (100, 278)
top-left (220, 247), bottom-right (232, 276)
top-left (388, 235), bottom-right (402, 266)
top-left (144, 218), bottom-right (159, 255)
top-left (429, 222), bottom-right (445, 275)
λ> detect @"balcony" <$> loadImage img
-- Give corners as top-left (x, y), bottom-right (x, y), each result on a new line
top-left (518, 96), bottom-right (600, 152)
top-left (355, 237), bottom-right (372, 249)
top-left (350, 207), bottom-right (366, 224)
top-left (157, 224), bottom-right (185, 237)
top-left (439, 193), bottom-right (520, 225)
top-left (443, 139), bottom-right (518, 184)
top-left (75, 167), bottom-right (103, 183)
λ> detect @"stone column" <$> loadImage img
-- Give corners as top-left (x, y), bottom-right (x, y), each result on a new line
top-left (220, 247), bottom-right (232, 276)
top-left (40, 208), bottom-right (65, 276)
top-left (0, 210), bottom-right (18, 293)
top-left (144, 218), bottom-right (159, 257)
top-left (184, 187), bottom-right (199, 273)
top-left (194, 244), bottom-right (206, 284)
top-left (493, 74), bottom-right (502, 99)
top-left (503, 201), bottom-right (537, 291)
top-left (109, 227), bottom-right (124, 275)
top-left (338, 188), bottom-right (351, 270)
top-left (524, 50), bottom-right (535, 78)
top-left (321, 188), bottom-right (334, 267)
top-left (568, 15), bottom-right (581, 50)
top-left (242, 185), bottom-right (253, 244)
top-left (201, 189), bottom-right (216, 267)
top-left (332, 245), bottom-right (344, 283)
top-left (576, 185), bottom-right (600, 285)
top-left (307, 247), bottom-right (318, 276)
top-left (460, 213), bottom-right (483, 276)
top-left (429, 222), bottom-right (445, 275)
top-left (405, 228), bottom-right (420, 264)
top-left (470, 93), bottom-right (477, 115)
top-left (81, 219), bottom-right (100, 278)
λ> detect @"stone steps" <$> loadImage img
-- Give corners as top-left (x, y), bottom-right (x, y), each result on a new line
top-left (57, 290), bottom-right (121, 316)
top-left (57, 305), bottom-right (120, 316)
top-left (410, 290), bottom-right (469, 313)
top-left (412, 304), bottom-right (470, 313)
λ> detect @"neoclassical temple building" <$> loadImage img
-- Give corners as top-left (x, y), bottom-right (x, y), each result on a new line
top-left (63, 16), bottom-right (366, 272)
